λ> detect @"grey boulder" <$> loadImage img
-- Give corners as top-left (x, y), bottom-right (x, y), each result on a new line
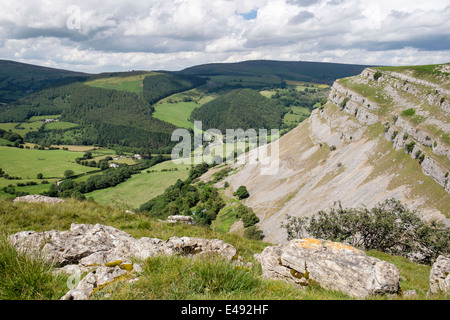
top-left (255, 238), bottom-right (400, 299)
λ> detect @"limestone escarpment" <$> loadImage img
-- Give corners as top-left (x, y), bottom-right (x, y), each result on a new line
top-left (212, 64), bottom-right (450, 244)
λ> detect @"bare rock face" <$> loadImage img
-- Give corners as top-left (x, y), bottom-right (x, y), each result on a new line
top-left (9, 223), bottom-right (238, 300)
top-left (255, 238), bottom-right (400, 299)
top-left (166, 215), bottom-right (196, 225)
top-left (428, 255), bottom-right (450, 296)
top-left (13, 194), bottom-right (65, 204)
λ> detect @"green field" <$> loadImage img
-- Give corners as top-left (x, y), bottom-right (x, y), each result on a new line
top-left (0, 138), bottom-right (11, 146)
top-left (153, 89), bottom-right (217, 129)
top-left (283, 106), bottom-right (311, 125)
top-left (85, 160), bottom-right (191, 209)
top-left (84, 73), bottom-right (156, 93)
top-left (153, 101), bottom-right (199, 129)
top-left (0, 146), bottom-right (99, 179)
top-left (0, 121), bottom-right (44, 136)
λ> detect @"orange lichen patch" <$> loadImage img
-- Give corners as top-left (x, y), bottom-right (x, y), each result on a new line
top-left (325, 241), bottom-right (359, 253)
top-left (295, 238), bottom-right (322, 249)
top-left (295, 238), bottom-right (359, 253)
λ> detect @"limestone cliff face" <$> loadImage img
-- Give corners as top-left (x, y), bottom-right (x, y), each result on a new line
top-left (209, 64), bottom-right (450, 244)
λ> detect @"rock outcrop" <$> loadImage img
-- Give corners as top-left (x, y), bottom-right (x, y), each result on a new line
top-left (255, 238), bottom-right (400, 299)
top-left (13, 194), bottom-right (65, 204)
top-left (166, 215), bottom-right (196, 225)
top-left (9, 223), bottom-right (238, 300)
top-left (428, 255), bottom-right (450, 296)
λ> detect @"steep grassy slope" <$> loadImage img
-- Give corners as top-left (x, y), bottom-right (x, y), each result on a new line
top-left (207, 63), bottom-right (450, 244)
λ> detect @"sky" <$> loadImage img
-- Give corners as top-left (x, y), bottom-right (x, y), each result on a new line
top-left (0, 0), bottom-right (449, 73)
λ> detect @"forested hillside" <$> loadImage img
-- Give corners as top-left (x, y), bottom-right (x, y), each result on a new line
top-left (190, 88), bottom-right (286, 131)
top-left (176, 60), bottom-right (371, 87)
top-left (22, 83), bottom-right (178, 151)
top-left (0, 85), bottom-right (73, 122)
top-left (142, 73), bottom-right (206, 105)
top-left (0, 60), bottom-right (88, 103)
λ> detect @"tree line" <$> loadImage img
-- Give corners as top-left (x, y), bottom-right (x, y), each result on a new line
top-left (42, 157), bottom-right (166, 200)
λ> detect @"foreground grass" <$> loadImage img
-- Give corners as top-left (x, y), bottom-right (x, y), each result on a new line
top-left (0, 198), bottom-right (446, 300)
top-left (0, 233), bottom-right (68, 300)
top-left (90, 254), bottom-right (350, 300)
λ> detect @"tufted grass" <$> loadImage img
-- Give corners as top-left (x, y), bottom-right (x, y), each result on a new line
top-left (90, 254), bottom-right (351, 301)
top-left (0, 232), bottom-right (68, 300)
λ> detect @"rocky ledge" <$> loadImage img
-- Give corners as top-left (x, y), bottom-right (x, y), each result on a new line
top-left (9, 223), bottom-right (238, 300)
top-left (8, 224), bottom-right (449, 300)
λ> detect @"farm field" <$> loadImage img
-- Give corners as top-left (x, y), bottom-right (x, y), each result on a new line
top-left (153, 88), bottom-right (217, 129)
top-left (85, 160), bottom-right (191, 209)
top-left (153, 101), bottom-right (199, 129)
top-left (0, 146), bottom-right (99, 179)
top-left (84, 72), bottom-right (157, 93)
top-left (0, 121), bottom-right (44, 136)
top-left (282, 105), bottom-right (312, 126)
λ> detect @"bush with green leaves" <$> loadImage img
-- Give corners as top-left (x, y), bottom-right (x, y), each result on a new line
top-left (281, 198), bottom-right (449, 264)
top-left (234, 185), bottom-right (249, 200)
top-left (235, 203), bottom-right (259, 228)
top-left (244, 226), bottom-right (264, 241)
top-left (373, 71), bottom-right (382, 80)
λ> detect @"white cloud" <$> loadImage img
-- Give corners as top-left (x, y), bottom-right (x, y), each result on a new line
top-left (0, 0), bottom-right (448, 72)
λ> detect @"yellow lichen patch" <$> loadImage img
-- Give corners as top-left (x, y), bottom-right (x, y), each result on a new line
top-left (105, 260), bottom-right (123, 267)
top-left (290, 268), bottom-right (304, 279)
top-left (325, 241), bottom-right (359, 253)
top-left (295, 239), bottom-right (322, 249)
top-left (119, 263), bottom-right (134, 272)
top-left (295, 238), bottom-right (359, 253)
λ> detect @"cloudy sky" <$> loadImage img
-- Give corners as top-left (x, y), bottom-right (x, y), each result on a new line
top-left (1, 0), bottom-right (449, 73)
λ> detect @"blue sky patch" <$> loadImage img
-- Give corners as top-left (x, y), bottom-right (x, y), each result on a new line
top-left (240, 9), bottom-right (257, 20)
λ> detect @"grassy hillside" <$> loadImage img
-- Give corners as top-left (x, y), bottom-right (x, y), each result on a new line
top-left (152, 88), bottom-right (218, 129)
top-left (84, 72), bottom-right (156, 93)
top-left (0, 197), bottom-right (444, 300)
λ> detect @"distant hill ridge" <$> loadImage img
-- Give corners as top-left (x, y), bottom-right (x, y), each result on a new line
top-left (0, 59), bottom-right (370, 104)
top-left (0, 60), bottom-right (89, 103)
top-left (175, 59), bottom-right (372, 85)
